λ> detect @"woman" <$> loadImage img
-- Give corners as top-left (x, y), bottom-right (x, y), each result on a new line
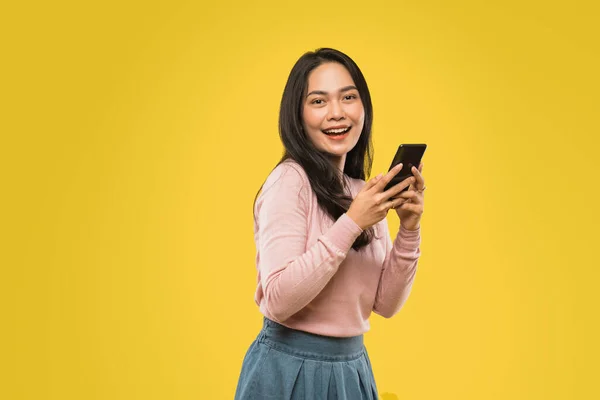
top-left (235, 48), bottom-right (426, 399)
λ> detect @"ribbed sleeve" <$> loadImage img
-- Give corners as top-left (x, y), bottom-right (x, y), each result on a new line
top-left (372, 218), bottom-right (422, 318)
top-left (255, 162), bottom-right (363, 323)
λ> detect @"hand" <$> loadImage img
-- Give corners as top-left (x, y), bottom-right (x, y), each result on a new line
top-left (347, 163), bottom-right (416, 230)
top-left (392, 163), bottom-right (426, 231)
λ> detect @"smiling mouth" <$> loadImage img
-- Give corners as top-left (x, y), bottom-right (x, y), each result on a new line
top-left (321, 126), bottom-right (351, 136)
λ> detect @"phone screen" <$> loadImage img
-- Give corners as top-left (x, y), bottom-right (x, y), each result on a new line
top-left (383, 144), bottom-right (427, 192)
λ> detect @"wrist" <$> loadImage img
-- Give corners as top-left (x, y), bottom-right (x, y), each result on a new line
top-left (346, 210), bottom-right (366, 230)
top-left (400, 222), bottom-right (420, 231)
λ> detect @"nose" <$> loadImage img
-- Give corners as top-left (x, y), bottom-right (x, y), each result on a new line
top-left (327, 100), bottom-right (345, 120)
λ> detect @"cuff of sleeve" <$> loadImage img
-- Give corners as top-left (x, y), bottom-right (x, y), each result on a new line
top-left (395, 225), bottom-right (421, 250)
top-left (323, 213), bottom-right (364, 253)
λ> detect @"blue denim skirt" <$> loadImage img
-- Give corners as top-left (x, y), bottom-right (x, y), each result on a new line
top-left (234, 317), bottom-right (379, 399)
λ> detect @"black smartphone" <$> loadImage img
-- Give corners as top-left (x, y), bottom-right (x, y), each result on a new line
top-left (383, 144), bottom-right (427, 193)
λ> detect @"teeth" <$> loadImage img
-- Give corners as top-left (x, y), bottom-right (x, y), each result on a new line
top-left (323, 127), bottom-right (350, 134)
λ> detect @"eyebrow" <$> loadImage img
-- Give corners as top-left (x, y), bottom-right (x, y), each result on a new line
top-left (306, 85), bottom-right (358, 97)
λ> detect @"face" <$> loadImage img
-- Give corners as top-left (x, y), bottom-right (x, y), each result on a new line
top-left (302, 62), bottom-right (365, 167)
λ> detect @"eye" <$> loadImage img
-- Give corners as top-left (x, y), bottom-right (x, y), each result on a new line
top-left (344, 94), bottom-right (358, 101)
top-left (311, 98), bottom-right (324, 105)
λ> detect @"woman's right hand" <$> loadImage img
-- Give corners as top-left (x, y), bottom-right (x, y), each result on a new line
top-left (346, 163), bottom-right (415, 230)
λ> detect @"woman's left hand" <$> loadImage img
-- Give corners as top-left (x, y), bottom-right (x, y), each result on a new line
top-left (393, 163), bottom-right (426, 231)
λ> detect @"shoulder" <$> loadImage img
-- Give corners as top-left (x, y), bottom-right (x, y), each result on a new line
top-left (264, 159), bottom-right (309, 188)
top-left (271, 159), bottom-right (309, 182)
top-left (260, 159), bottom-right (311, 201)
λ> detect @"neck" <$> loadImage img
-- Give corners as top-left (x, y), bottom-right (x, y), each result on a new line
top-left (329, 154), bottom-right (346, 179)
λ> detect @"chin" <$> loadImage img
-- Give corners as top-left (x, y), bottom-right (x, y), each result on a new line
top-left (322, 146), bottom-right (353, 159)
top-left (326, 140), bottom-right (359, 154)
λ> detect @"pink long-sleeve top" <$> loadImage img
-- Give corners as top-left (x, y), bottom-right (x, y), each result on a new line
top-left (253, 159), bottom-right (421, 337)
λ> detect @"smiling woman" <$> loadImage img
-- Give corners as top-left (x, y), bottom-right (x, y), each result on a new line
top-left (234, 48), bottom-right (426, 399)
top-left (303, 64), bottom-right (365, 163)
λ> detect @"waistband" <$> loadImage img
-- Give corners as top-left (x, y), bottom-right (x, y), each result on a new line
top-left (258, 317), bottom-right (365, 361)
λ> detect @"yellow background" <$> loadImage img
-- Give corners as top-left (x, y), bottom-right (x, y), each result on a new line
top-left (2, 0), bottom-right (599, 399)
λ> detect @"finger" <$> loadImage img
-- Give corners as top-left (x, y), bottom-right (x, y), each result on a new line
top-left (385, 200), bottom-right (395, 211)
top-left (363, 173), bottom-right (383, 191)
top-left (373, 163), bottom-right (403, 192)
top-left (382, 176), bottom-right (415, 201)
top-left (411, 165), bottom-right (425, 188)
top-left (398, 202), bottom-right (423, 214)
top-left (399, 192), bottom-right (422, 206)
top-left (396, 198), bottom-right (409, 207)
top-left (386, 198), bottom-right (406, 211)
top-left (418, 162), bottom-right (424, 173)
top-left (394, 190), bottom-right (419, 200)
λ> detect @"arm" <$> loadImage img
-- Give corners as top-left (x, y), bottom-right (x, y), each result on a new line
top-left (256, 163), bottom-right (363, 323)
top-left (372, 217), bottom-right (421, 318)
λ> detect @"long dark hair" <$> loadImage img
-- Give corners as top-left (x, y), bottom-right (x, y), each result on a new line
top-left (255, 48), bottom-right (376, 251)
